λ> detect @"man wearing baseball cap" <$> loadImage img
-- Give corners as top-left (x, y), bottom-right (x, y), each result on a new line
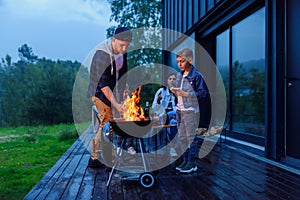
top-left (87, 27), bottom-right (132, 168)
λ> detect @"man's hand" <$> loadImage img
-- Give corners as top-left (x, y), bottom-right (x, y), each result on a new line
top-left (115, 103), bottom-right (124, 114)
top-left (101, 86), bottom-right (123, 111)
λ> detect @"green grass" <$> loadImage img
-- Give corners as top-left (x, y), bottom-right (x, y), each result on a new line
top-left (0, 123), bottom-right (80, 200)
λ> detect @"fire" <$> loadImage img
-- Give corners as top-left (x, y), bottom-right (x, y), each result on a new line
top-left (122, 86), bottom-right (146, 121)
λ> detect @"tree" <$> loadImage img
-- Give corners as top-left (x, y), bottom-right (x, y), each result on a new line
top-left (107, 0), bottom-right (162, 66)
top-left (27, 62), bottom-right (76, 124)
top-left (107, 0), bottom-right (163, 106)
top-left (231, 60), bottom-right (265, 133)
top-left (18, 44), bottom-right (38, 63)
top-left (106, 0), bottom-right (161, 35)
top-left (232, 61), bottom-right (249, 122)
top-left (1, 55), bottom-right (12, 68)
top-left (249, 67), bottom-right (264, 124)
top-left (0, 45), bottom-right (80, 127)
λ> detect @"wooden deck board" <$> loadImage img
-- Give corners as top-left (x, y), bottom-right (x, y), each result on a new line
top-left (92, 169), bottom-right (108, 200)
top-left (60, 153), bottom-right (90, 199)
top-left (76, 166), bottom-right (96, 200)
top-left (24, 125), bottom-right (300, 200)
top-left (35, 141), bottom-right (84, 199)
top-left (45, 145), bottom-right (85, 199)
top-left (24, 139), bottom-right (82, 200)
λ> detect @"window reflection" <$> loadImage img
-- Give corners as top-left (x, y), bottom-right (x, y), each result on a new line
top-left (216, 7), bottom-right (265, 136)
top-left (232, 7), bottom-right (265, 136)
top-left (216, 29), bottom-right (230, 125)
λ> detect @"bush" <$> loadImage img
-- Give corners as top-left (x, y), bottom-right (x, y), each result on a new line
top-left (58, 129), bottom-right (78, 142)
top-left (23, 134), bottom-right (37, 142)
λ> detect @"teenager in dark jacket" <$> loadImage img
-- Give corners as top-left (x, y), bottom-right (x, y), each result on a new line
top-left (171, 48), bottom-right (208, 173)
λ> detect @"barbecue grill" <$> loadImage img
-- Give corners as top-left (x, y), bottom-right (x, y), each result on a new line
top-left (106, 118), bottom-right (158, 189)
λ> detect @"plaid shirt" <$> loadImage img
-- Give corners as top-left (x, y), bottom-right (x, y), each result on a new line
top-left (87, 50), bottom-right (127, 107)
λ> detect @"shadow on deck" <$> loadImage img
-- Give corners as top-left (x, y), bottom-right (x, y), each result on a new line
top-left (24, 125), bottom-right (300, 200)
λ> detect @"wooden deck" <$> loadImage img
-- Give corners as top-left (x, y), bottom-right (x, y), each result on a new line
top-left (24, 125), bottom-right (300, 200)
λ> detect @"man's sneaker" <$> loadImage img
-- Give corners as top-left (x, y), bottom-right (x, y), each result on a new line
top-left (170, 148), bottom-right (178, 157)
top-left (179, 163), bottom-right (197, 173)
top-left (87, 157), bottom-right (106, 168)
top-left (127, 146), bottom-right (136, 155)
top-left (175, 160), bottom-right (187, 171)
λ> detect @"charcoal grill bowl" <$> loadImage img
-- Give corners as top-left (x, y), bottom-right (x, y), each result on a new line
top-left (110, 119), bottom-right (152, 138)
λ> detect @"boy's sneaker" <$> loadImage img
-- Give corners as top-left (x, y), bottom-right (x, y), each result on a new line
top-left (179, 163), bottom-right (197, 173)
top-left (175, 160), bottom-right (187, 171)
top-left (127, 146), bottom-right (136, 155)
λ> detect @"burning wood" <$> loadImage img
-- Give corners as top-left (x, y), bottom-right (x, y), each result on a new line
top-left (122, 86), bottom-right (146, 121)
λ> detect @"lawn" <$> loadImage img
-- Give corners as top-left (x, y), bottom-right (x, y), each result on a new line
top-left (0, 124), bottom-right (80, 200)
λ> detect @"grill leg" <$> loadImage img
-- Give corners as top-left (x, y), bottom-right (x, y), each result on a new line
top-left (106, 138), bottom-right (125, 187)
top-left (138, 138), bottom-right (148, 171)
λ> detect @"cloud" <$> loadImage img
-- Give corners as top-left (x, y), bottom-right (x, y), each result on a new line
top-left (1, 0), bottom-right (114, 26)
top-left (0, 0), bottom-right (116, 62)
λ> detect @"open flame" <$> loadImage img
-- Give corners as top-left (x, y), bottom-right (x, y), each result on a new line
top-left (122, 86), bottom-right (146, 121)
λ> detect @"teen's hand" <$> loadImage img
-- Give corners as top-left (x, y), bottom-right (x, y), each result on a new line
top-left (170, 87), bottom-right (179, 93)
top-left (175, 89), bottom-right (188, 97)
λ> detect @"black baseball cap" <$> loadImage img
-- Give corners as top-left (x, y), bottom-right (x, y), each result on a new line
top-left (114, 27), bottom-right (132, 42)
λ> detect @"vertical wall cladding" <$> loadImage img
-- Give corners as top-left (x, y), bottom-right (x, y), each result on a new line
top-left (162, 0), bottom-right (300, 163)
top-left (162, 0), bottom-right (224, 48)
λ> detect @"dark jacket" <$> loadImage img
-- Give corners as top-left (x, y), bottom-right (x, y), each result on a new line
top-left (176, 65), bottom-right (207, 112)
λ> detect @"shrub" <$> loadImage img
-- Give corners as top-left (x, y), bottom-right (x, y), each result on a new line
top-left (58, 129), bottom-right (78, 142)
top-left (23, 134), bottom-right (37, 142)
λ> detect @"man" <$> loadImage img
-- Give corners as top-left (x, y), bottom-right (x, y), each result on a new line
top-left (87, 27), bottom-right (132, 168)
top-left (171, 48), bottom-right (207, 173)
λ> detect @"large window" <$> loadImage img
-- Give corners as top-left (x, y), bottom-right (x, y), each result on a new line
top-left (216, 29), bottom-right (230, 124)
top-left (216, 7), bottom-right (265, 137)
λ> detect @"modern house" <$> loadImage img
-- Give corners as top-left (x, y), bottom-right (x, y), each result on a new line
top-left (23, 1), bottom-right (300, 198)
top-left (162, 0), bottom-right (300, 166)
